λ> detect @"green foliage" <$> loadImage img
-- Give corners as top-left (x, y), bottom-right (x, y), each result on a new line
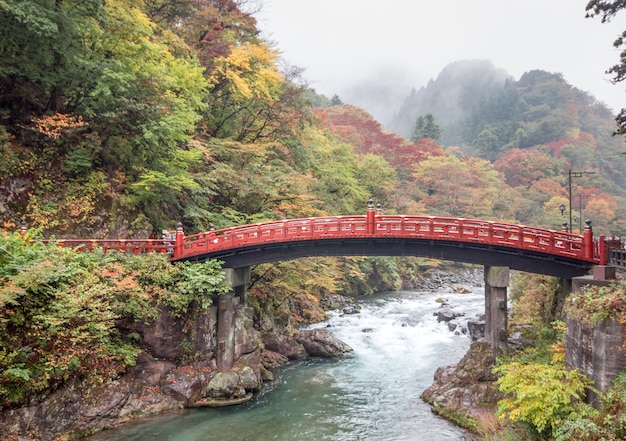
top-left (0, 0), bottom-right (105, 118)
top-left (166, 260), bottom-right (230, 316)
top-left (564, 280), bottom-right (626, 326)
top-left (600, 371), bottom-right (626, 439)
top-left (0, 232), bottom-right (227, 408)
top-left (432, 404), bottom-right (478, 432)
top-left (551, 371), bottom-right (626, 441)
top-left (494, 361), bottom-right (593, 437)
top-left (410, 113), bottom-right (442, 142)
top-left (356, 257), bottom-right (402, 293)
top-left (509, 273), bottom-right (563, 331)
top-left (250, 258), bottom-right (343, 327)
top-left (553, 403), bottom-right (602, 441)
top-left (329, 94), bottom-right (343, 106)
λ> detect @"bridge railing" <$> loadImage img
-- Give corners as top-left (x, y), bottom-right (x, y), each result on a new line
top-left (372, 215), bottom-right (586, 258)
top-left (178, 215), bottom-right (595, 262)
top-left (609, 247), bottom-right (626, 267)
top-left (603, 237), bottom-right (623, 266)
top-left (42, 239), bottom-right (172, 255)
top-left (179, 216), bottom-right (370, 259)
top-left (41, 214), bottom-right (619, 265)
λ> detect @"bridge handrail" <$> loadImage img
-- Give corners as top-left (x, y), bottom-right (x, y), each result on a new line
top-left (42, 214), bottom-right (618, 265)
top-left (42, 239), bottom-right (172, 254)
top-left (178, 215), bottom-right (594, 262)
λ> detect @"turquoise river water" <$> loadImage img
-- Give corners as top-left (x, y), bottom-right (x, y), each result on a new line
top-left (86, 289), bottom-right (485, 441)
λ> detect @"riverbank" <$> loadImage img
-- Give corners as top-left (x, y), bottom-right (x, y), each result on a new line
top-left (85, 289), bottom-right (484, 440)
top-left (0, 267), bottom-right (486, 440)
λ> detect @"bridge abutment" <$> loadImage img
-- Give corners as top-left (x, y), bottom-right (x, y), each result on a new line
top-left (217, 267), bottom-right (251, 370)
top-left (484, 265), bottom-right (509, 351)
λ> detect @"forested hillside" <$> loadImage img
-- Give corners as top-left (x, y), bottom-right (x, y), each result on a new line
top-left (389, 60), bottom-right (626, 235)
top-left (2, 0), bottom-right (626, 241)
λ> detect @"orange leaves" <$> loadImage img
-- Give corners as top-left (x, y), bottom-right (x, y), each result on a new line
top-left (97, 263), bottom-right (145, 297)
top-left (584, 196), bottom-right (617, 228)
top-left (314, 105), bottom-right (444, 177)
top-left (494, 148), bottom-right (558, 188)
top-left (30, 113), bottom-right (86, 139)
top-left (413, 154), bottom-right (504, 218)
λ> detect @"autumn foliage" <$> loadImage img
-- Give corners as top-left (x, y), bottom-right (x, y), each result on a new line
top-left (315, 105), bottom-right (444, 177)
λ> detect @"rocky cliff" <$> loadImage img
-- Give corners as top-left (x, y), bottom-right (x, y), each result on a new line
top-left (421, 341), bottom-right (502, 431)
top-left (0, 300), bottom-right (351, 440)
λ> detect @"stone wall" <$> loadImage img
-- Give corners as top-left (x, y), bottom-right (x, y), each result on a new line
top-left (566, 316), bottom-right (625, 398)
top-left (566, 276), bottom-right (626, 405)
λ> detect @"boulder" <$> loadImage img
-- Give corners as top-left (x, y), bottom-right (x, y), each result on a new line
top-left (467, 319), bottom-right (485, 341)
top-left (295, 329), bottom-right (353, 358)
top-left (422, 341), bottom-right (501, 420)
top-left (261, 332), bottom-right (307, 360)
top-left (436, 309), bottom-right (464, 323)
top-left (260, 349), bottom-right (289, 368)
top-left (204, 371), bottom-right (245, 399)
top-left (342, 304), bottom-right (362, 315)
top-left (161, 366), bottom-right (215, 404)
top-left (451, 284), bottom-right (472, 294)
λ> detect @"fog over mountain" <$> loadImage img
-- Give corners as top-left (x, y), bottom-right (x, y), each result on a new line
top-left (258, 0), bottom-right (625, 132)
top-left (388, 60), bottom-right (512, 136)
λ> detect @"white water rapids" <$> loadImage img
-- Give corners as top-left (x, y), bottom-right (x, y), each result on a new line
top-left (87, 289), bottom-right (485, 441)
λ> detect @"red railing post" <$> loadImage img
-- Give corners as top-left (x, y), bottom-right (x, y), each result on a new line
top-left (366, 199), bottom-right (375, 235)
top-left (598, 235), bottom-right (607, 265)
top-left (174, 222), bottom-right (184, 260)
top-left (582, 219), bottom-right (593, 260)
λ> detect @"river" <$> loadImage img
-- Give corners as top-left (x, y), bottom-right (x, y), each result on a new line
top-left (86, 289), bottom-right (484, 441)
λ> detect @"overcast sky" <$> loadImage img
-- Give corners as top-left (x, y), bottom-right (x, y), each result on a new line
top-left (256, 0), bottom-right (626, 125)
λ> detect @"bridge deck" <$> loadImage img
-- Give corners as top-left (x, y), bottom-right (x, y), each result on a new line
top-left (49, 214), bottom-right (620, 278)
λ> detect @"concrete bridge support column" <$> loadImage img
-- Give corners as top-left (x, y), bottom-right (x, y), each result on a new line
top-left (217, 267), bottom-right (251, 371)
top-left (484, 266), bottom-right (509, 351)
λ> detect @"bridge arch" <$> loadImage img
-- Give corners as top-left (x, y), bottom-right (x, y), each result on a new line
top-left (180, 236), bottom-right (593, 279)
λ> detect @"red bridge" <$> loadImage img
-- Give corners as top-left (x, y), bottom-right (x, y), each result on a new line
top-left (52, 203), bottom-right (620, 279)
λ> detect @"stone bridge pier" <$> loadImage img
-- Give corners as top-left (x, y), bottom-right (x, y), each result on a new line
top-left (216, 267), bottom-right (251, 371)
top-left (484, 265), bottom-right (509, 351)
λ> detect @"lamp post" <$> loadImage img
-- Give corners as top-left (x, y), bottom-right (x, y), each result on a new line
top-left (567, 169), bottom-right (595, 233)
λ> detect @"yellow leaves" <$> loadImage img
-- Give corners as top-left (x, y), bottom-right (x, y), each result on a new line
top-left (210, 43), bottom-right (283, 101)
top-left (494, 361), bottom-right (593, 436)
top-left (551, 341), bottom-right (566, 364)
top-left (585, 197), bottom-right (617, 228)
top-left (104, 0), bottom-right (156, 60)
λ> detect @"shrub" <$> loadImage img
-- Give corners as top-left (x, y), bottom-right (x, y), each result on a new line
top-left (0, 232), bottom-right (228, 408)
top-left (494, 361), bottom-right (593, 438)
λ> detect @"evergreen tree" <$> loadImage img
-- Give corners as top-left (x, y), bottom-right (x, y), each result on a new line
top-left (410, 113), bottom-right (441, 142)
top-left (330, 94), bottom-right (344, 106)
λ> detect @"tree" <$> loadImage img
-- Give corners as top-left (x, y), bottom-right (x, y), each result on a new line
top-left (410, 113), bottom-right (441, 142)
top-left (495, 362), bottom-right (592, 438)
top-left (412, 154), bottom-right (508, 218)
top-left (330, 94), bottom-right (343, 106)
top-left (494, 148), bottom-right (560, 188)
top-left (586, 1), bottom-right (626, 134)
top-left (585, 196), bottom-right (617, 231)
top-left (0, 0), bottom-right (106, 121)
top-left (0, 233), bottom-right (229, 408)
